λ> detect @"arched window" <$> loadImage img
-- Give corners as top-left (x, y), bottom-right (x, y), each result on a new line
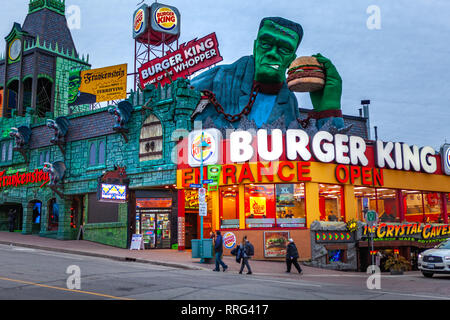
top-left (98, 141), bottom-right (105, 164)
top-left (89, 142), bottom-right (96, 166)
top-left (139, 114), bottom-right (163, 162)
top-left (8, 141), bottom-right (13, 161)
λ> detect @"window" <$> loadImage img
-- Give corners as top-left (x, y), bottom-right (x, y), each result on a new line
top-left (220, 186), bottom-right (239, 229)
top-left (0, 140), bottom-right (13, 164)
top-left (243, 184), bottom-right (307, 229)
top-left (139, 114), bottom-right (163, 162)
top-left (245, 184), bottom-right (276, 228)
top-left (319, 184), bottom-right (345, 222)
top-left (355, 187), bottom-right (377, 221)
top-left (377, 189), bottom-right (400, 222)
top-left (402, 190), bottom-right (444, 223)
top-left (38, 149), bottom-right (51, 166)
top-left (87, 138), bottom-right (106, 168)
top-left (275, 184), bottom-right (306, 228)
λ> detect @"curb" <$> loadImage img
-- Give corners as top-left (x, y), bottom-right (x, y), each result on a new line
top-left (0, 240), bottom-right (204, 271)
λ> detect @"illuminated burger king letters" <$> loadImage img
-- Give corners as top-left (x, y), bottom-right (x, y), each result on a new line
top-left (186, 129), bottom-right (440, 176)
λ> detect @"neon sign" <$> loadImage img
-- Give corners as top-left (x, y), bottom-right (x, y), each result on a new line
top-left (0, 169), bottom-right (50, 189)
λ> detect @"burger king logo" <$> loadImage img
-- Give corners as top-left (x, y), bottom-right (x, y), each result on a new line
top-left (154, 7), bottom-right (177, 31)
top-left (446, 148), bottom-right (450, 169)
top-left (191, 132), bottom-right (215, 163)
top-left (134, 9), bottom-right (145, 34)
top-left (223, 232), bottom-right (236, 249)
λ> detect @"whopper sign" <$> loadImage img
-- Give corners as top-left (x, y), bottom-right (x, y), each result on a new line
top-left (138, 32), bottom-right (223, 88)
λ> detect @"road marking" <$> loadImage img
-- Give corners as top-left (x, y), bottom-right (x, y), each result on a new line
top-left (0, 276), bottom-right (134, 300)
top-left (375, 290), bottom-right (450, 300)
top-left (246, 277), bottom-right (322, 287)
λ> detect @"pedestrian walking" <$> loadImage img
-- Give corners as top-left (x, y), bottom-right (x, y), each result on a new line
top-left (239, 236), bottom-right (254, 275)
top-left (213, 231), bottom-right (228, 272)
top-left (8, 209), bottom-right (16, 233)
top-left (286, 238), bottom-right (303, 274)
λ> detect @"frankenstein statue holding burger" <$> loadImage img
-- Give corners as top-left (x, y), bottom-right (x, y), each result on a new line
top-left (191, 17), bottom-right (350, 133)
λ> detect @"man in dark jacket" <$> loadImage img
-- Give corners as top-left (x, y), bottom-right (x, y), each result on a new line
top-left (213, 231), bottom-right (228, 272)
top-left (286, 238), bottom-right (303, 274)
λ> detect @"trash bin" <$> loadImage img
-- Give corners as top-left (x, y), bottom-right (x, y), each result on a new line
top-left (191, 239), bottom-right (214, 259)
top-left (191, 240), bottom-right (201, 258)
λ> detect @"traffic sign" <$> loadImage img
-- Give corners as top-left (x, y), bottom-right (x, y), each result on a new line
top-left (202, 179), bottom-right (213, 184)
top-left (189, 184), bottom-right (202, 189)
top-left (199, 202), bottom-right (207, 217)
top-left (365, 210), bottom-right (379, 227)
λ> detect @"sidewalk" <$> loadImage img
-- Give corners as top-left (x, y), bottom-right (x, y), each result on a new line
top-left (0, 231), bottom-right (349, 277)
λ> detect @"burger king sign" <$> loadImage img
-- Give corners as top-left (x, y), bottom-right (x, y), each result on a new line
top-left (223, 232), bottom-right (236, 249)
top-left (133, 4), bottom-right (148, 39)
top-left (150, 3), bottom-right (181, 36)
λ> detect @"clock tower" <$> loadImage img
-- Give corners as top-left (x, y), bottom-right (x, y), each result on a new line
top-left (0, 0), bottom-right (90, 119)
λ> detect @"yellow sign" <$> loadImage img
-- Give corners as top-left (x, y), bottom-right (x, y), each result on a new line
top-left (69, 64), bottom-right (127, 106)
top-left (250, 197), bottom-right (266, 216)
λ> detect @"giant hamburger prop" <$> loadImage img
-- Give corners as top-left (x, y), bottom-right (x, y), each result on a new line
top-left (287, 56), bottom-right (325, 92)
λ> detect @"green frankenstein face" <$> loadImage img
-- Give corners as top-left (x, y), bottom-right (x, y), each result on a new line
top-left (254, 20), bottom-right (300, 84)
top-left (68, 71), bottom-right (82, 104)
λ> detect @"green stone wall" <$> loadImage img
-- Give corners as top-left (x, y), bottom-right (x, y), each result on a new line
top-left (0, 79), bottom-right (201, 248)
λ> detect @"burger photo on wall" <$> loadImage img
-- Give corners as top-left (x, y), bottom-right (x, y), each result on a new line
top-left (287, 56), bottom-right (325, 92)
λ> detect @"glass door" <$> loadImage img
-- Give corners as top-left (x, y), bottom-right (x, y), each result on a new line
top-left (156, 214), bottom-right (171, 249)
top-left (141, 213), bottom-right (156, 249)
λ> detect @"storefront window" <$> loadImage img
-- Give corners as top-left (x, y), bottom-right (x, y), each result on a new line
top-left (402, 190), bottom-right (423, 223)
top-left (402, 190), bottom-right (444, 223)
top-left (319, 184), bottom-right (345, 222)
top-left (423, 192), bottom-right (443, 223)
top-left (377, 189), bottom-right (400, 223)
top-left (354, 187), bottom-right (377, 221)
top-left (220, 186), bottom-right (239, 229)
top-left (245, 184), bottom-right (276, 228)
top-left (275, 184), bottom-right (306, 228)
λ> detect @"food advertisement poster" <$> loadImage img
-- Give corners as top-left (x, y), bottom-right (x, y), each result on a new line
top-left (264, 231), bottom-right (289, 258)
top-left (250, 197), bottom-right (266, 216)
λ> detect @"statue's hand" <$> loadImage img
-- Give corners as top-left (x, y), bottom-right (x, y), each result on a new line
top-left (309, 53), bottom-right (342, 112)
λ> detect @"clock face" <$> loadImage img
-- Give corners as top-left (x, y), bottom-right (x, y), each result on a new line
top-left (9, 39), bottom-right (22, 61)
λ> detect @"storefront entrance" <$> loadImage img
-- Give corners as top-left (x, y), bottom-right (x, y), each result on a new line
top-left (29, 200), bottom-right (42, 234)
top-left (134, 190), bottom-right (176, 249)
top-left (0, 203), bottom-right (23, 232)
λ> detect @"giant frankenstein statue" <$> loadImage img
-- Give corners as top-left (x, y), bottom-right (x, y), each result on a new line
top-left (191, 17), bottom-right (347, 132)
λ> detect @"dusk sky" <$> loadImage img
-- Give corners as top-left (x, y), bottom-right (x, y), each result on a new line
top-left (1, 0), bottom-right (449, 149)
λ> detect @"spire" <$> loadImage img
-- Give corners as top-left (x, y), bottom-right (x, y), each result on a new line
top-left (29, 0), bottom-right (66, 16)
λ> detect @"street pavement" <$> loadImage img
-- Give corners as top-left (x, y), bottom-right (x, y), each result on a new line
top-left (1, 231), bottom-right (450, 301)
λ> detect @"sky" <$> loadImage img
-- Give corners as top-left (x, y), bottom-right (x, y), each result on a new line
top-left (1, 0), bottom-right (449, 149)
